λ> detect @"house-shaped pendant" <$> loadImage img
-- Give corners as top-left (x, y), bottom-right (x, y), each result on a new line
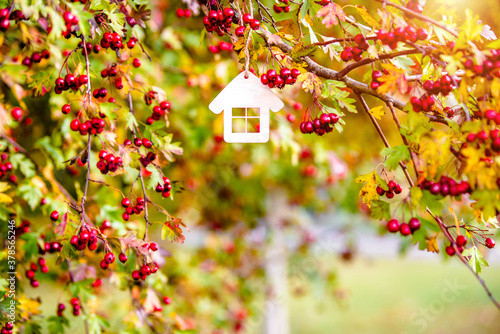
top-left (209, 72), bottom-right (284, 143)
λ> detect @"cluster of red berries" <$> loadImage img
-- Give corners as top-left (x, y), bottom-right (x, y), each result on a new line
top-left (131, 261), bottom-right (159, 281)
top-left (16, 220), bottom-right (31, 236)
top-left (463, 49), bottom-right (500, 79)
top-left (121, 197), bottom-right (145, 221)
top-left (410, 95), bottom-right (436, 112)
top-left (0, 153), bottom-right (13, 180)
top-left (176, 8), bottom-right (192, 18)
top-left (209, 41), bottom-right (233, 54)
top-left (78, 41), bottom-right (100, 55)
top-left (91, 278), bottom-right (103, 288)
top-left (376, 180), bottom-right (403, 199)
top-left (69, 117), bottom-right (106, 136)
top-left (422, 74), bottom-right (455, 96)
top-left (54, 73), bottom-right (88, 94)
top-left (386, 217), bottom-right (421, 236)
top-left (101, 64), bottom-right (119, 78)
top-left (260, 68), bottom-right (300, 89)
top-left (370, 70), bottom-right (386, 90)
top-left (144, 90), bottom-right (157, 105)
top-left (478, 109), bottom-right (500, 125)
top-left (239, 13), bottom-right (261, 32)
top-left (273, 0), bottom-right (291, 13)
top-left (70, 227), bottom-right (99, 251)
top-left (376, 26), bottom-right (428, 49)
top-left (146, 101), bottom-right (171, 124)
top-left (96, 150), bottom-right (123, 175)
top-left (340, 34), bottom-right (370, 62)
top-left (0, 7), bottom-right (25, 32)
top-left (203, 8), bottom-right (235, 35)
top-left (70, 297), bottom-right (81, 316)
top-left (21, 49), bottom-right (50, 67)
top-left (420, 176), bottom-right (471, 197)
top-left (155, 176), bottom-right (172, 198)
top-left (406, 0), bottom-right (423, 14)
top-left (25, 258), bottom-right (49, 288)
top-left (0, 322), bottom-right (13, 334)
top-left (100, 32), bottom-right (125, 50)
top-left (56, 303), bottom-right (66, 317)
top-left (317, 0), bottom-right (332, 5)
top-left (299, 113), bottom-right (340, 136)
top-left (99, 252), bottom-right (115, 270)
top-left (463, 128), bottom-right (500, 156)
top-left (92, 87), bottom-right (108, 99)
top-left (139, 152), bottom-right (157, 168)
top-left (43, 241), bottom-right (62, 254)
top-left (62, 11), bottom-right (79, 38)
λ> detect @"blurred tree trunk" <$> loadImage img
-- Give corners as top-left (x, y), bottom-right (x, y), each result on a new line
top-left (264, 192), bottom-right (291, 334)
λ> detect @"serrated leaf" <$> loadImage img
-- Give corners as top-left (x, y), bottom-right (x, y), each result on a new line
top-left (28, 70), bottom-right (53, 97)
top-left (161, 218), bottom-right (185, 243)
top-left (381, 145), bottom-right (410, 170)
top-left (370, 200), bottom-right (391, 220)
top-left (297, 72), bottom-right (323, 97)
top-left (463, 246), bottom-right (489, 273)
top-left (316, 3), bottom-right (346, 28)
top-left (145, 164), bottom-right (163, 190)
top-left (368, 106), bottom-right (385, 120)
top-left (355, 171), bottom-right (384, 208)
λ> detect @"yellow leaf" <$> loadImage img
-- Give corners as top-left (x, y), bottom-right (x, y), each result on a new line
top-left (31, 176), bottom-right (48, 194)
top-left (355, 5), bottom-right (379, 28)
top-left (0, 182), bottom-right (10, 192)
top-left (277, 19), bottom-right (300, 39)
top-left (368, 106), bottom-right (385, 120)
top-left (0, 193), bottom-right (12, 204)
top-left (170, 312), bottom-right (190, 330)
top-left (17, 296), bottom-right (41, 320)
top-left (297, 72), bottom-right (323, 98)
top-left (426, 234), bottom-right (440, 253)
top-left (355, 171), bottom-right (381, 208)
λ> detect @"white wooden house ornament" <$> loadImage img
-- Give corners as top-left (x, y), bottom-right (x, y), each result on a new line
top-left (209, 72), bottom-right (284, 143)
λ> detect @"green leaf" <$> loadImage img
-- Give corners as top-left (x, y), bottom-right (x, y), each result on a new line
top-left (21, 233), bottom-right (40, 261)
top-left (9, 153), bottom-right (36, 178)
top-left (145, 164), bottom-right (163, 190)
top-left (17, 182), bottom-right (43, 210)
top-left (36, 137), bottom-right (65, 169)
top-left (400, 110), bottom-right (432, 142)
top-left (370, 200), bottom-right (391, 220)
top-left (126, 114), bottom-right (138, 131)
top-left (290, 41), bottom-right (318, 61)
top-left (462, 246), bottom-right (489, 274)
top-left (47, 316), bottom-right (70, 334)
top-left (470, 190), bottom-right (500, 219)
top-left (392, 56), bottom-right (415, 72)
top-left (410, 187), bottom-right (444, 213)
top-left (28, 69), bottom-right (54, 96)
top-left (381, 145), bottom-right (410, 171)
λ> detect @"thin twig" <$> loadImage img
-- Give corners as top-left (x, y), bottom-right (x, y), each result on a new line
top-left (373, 0), bottom-right (458, 38)
top-left (336, 48), bottom-right (423, 78)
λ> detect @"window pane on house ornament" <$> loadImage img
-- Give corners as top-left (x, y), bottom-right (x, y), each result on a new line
top-left (247, 118), bottom-right (260, 133)
top-left (233, 108), bottom-right (246, 117)
top-left (232, 118), bottom-right (246, 133)
top-left (247, 108), bottom-right (260, 117)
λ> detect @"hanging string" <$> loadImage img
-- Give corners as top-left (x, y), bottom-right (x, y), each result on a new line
top-left (244, 0), bottom-right (254, 78)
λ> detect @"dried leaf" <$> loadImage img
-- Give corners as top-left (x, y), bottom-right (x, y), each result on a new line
top-left (425, 234), bottom-right (440, 253)
top-left (297, 72), bottom-right (323, 97)
top-left (355, 5), bottom-right (379, 28)
top-left (368, 106), bottom-right (385, 120)
top-left (316, 3), bottom-right (346, 28)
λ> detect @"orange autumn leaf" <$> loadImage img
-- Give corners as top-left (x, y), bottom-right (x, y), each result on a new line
top-left (377, 63), bottom-right (408, 95)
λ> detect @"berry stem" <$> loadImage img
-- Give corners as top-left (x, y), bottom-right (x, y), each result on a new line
top-left (127, 92), bottom-right (151, 240)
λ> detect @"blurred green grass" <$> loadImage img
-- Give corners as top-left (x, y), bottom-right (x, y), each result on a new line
top-left (289, 258), bottom-right (500, 334)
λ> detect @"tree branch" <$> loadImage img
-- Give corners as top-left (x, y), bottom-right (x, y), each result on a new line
top-left (336, 48), bottom-right (423, 78)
